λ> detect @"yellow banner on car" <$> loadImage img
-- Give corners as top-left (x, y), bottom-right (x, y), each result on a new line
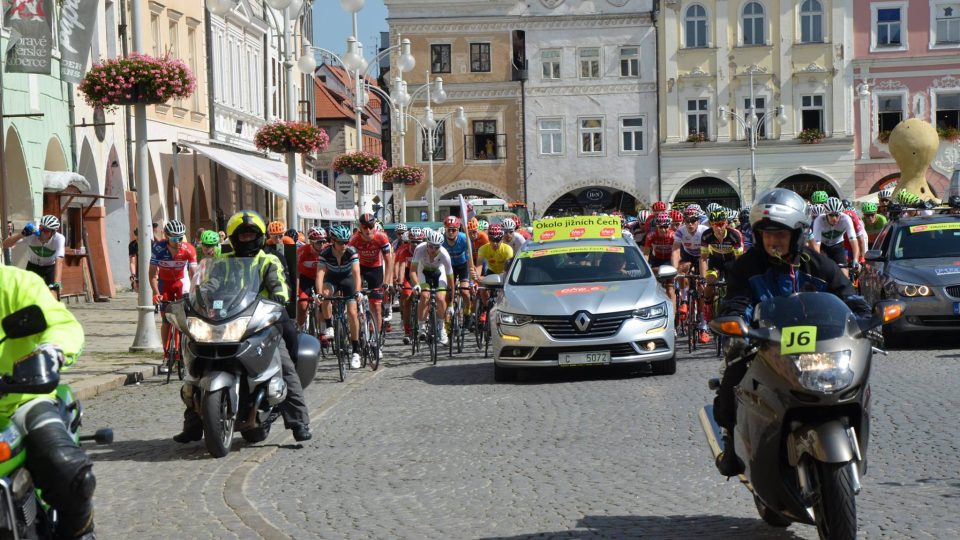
top-left (908, 222), bottom-right (960, 234)
top-left (533, 216), bottom-right (621, 242)
top-left (517, 245), bottom-right (625, 259)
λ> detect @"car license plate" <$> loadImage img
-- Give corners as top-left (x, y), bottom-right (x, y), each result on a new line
top-left (954, 302), bottom-right (960, 316)
top-left (559, 351), bottom-right (610, 366)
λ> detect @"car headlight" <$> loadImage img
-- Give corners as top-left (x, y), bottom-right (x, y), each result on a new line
top-left (791, 350), bottom-right (853, 393)
top-left (895, 281), bottom-right (933, 298)
top-left (186, 316), bottom-right (251, 343)
top-left (634, 302), bottom-right (667, 320)
top-left (498, 312), bottom-right (532, 326)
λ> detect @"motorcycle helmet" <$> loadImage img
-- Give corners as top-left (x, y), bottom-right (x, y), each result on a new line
top-left (225, 210), bottom-right (267, 257)
top-left (329, 224), bottom-right (352, 242)
top-left (749, 188), bottom-right (810, 263)
top-left (810, 191), bottom-right (829, 204)
top-left (164, 219), bottom-right (186, 238)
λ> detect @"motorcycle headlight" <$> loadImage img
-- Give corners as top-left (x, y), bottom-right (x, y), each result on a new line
top-left (634, 302), bottom-right (667, 320)
top-left (186, 316), bottom-right (251, 343)
top-left (498, 312), bottom-right (532, 326)
top-left (895, 281), bottom-right (933, 298)
top-left (791, 350), bottom-right (853, 393)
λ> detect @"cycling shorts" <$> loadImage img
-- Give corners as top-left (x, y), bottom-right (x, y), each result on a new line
top-left (360, 265), bottom-right (384, 302)
top-left (452, 262), bottom-right (469, 283)
top-left (158, 279), bottom-right (183, 304)
top-left (821, 242), bottom-right (847, 267)
top-left (25, 262), bottom-right (56, 286)
top-left (421, 270), bottom-right (446, 291)
top-left (679, 249), bottom-right (699, 266)
top-left (298, 275), bottom-right (316, 301)
top-left (323, 272), bottom-right (356, 301)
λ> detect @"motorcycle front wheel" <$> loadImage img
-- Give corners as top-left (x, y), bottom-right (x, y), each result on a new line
top-left (813, 461), bottom-right (857, 540)
top-left (201, 388), bottom-right (235, 458)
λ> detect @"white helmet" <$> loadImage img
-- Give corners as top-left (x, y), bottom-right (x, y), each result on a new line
top-left (164, 220), bottom-right (186, 237)
top-left (810, 203), bottom-right (826, 217)
top-left (823, 197), bottom-right (844, 214)
top-left (426, 230), bottom-right (443, 246)
top-left (501, 218), bottom-right (517, 232)
top-left (877, 187), bottom-right (894, 200)
top-left (39, 215), bottom-right (61, 230)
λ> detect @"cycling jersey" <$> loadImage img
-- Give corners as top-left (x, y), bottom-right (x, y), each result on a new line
top-left (477, 242), bottom-right (514, 274)
top-left (296, 243), bottom-right (324, 279)
top-left (674, 224), bottom-right (709, 256)
top-left (812, 214), bottom-right (857, 247)
top-left (843, 210), bottom-right (868, 239)
top-left (150, 240), bottom-right (197, 282)
top-left (15, 232), bottom-right (65, 266)
top-left (863, 214), bottom-right (888, 239)
top-left (469, 231), bottom-right (489, 261)
top-left (442, 232), bottom-right (470, 266)
top-left (700, 228), bottom-right (744, 271)
top-left (644, 229), bottom-right (675, 260)
top-left (348, 231), bottom-right (391, 267)
top-left (505, 232), bottom-right (525, 254)
top-left (411, 243), bottom-right (453, 287)
top-left (318, 245), bottom-right (359, 275)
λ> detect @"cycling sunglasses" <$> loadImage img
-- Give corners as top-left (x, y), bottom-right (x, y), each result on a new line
top-left (710, 220), bottom-right (727, 226)
top-left (359, 224), bottom-right (375, 230)
top-left (446, 227), bottom-right (459, 233)
top-left (168, 236), bottom-right (184, 243)
top-left (684, 217), bottom-right (699, 223)
top-left (657, 224), bottom-right (671, 229)
top-left (827, 212), bottom-right (841, 218)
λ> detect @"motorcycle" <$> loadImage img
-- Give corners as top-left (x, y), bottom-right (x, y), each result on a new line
top-left (699, 292), bottom-right (904, 540)
top-left (165, 257), bottom-right (320, 458)
top-left (0, 305), bottom-right (113, 540)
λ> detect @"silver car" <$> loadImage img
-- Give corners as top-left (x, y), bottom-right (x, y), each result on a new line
top-left (488, 234), bottom-right (676, 382)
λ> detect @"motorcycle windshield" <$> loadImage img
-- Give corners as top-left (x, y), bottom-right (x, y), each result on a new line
top-left (753, 292), bottom-right (853, 341)
top-left (189, 257), bottom-right (263, 321)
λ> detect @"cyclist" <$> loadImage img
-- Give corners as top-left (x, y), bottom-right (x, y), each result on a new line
top-left (840, 199), bottom-right (869, 262)
top-left (643, 212), bottom-right (678, 305)
top-left (315, 224), bottom-right (363, 369)
top-left (861, 202), bottom-right (887, 244)
top-left (810, 190), bottom-right (829, 206)
top-left (467, 217), bottom-right (489, 265)
top-left (197, 230), bottom-right (222, 261)
top-left (410, 230), bottom-right (454, 346)
top-left (473, 224), bottom-right (514, 280)
top-left (441, 216), bottom-right (473, 329)
top-left (265, 220), bottom-right (294, 286)
top-left (1, 215), bottom-right (66, 296)
top-left (395, 229), bottom-right (421, 345)
top-left (671, 207), bottom-right (709, 319)
top-left (896, 189), bottom-right (923, 218)
top-left (501, 217), bottom-right (526, 254)
top-left (348, 213), bottom-right (393, 337)
top-left (877, 187), bottom-right (894, 216)
top-left (736, 207), bottom-right (753, 249)
top-left (688, 203), bottom-right (708, 225)
top-left (632, 210), bottom-right (650, 248)
top-left (392, 223), bottom-right (408, 254)
top-left (150, 220), bottom-right (197, 372)
top-left (812, 197), bottom-right (861, 276)
top-left (295, 227), bottom-right (326, 329)
top-left (699, 209), bottom-right (744, 344)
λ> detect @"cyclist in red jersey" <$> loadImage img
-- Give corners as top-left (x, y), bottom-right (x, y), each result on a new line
top-left (643, 212), bottom-right (677, 305)
top-left (150, 220), bottom-right (197, 365)
top-left (393, 229), bottom-right (421, 344)
top-left (841, 202), bottom-right (868, 264)
top-left (348, 213), bottom-right (393, 335)
top-left (296, 227), bottom-right (326, 327)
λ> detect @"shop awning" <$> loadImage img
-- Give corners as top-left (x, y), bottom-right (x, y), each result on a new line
top-left (43, 171), bottom-right (91, 192)
top-left (181, 142), bottom-right (355, 221)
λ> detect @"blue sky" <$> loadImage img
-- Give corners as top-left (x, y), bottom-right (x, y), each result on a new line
top-left (311, 0), bottom-right (388, 71)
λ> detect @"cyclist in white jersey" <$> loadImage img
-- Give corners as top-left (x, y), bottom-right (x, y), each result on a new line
top-left (811, 198), bottom-right (861, 275)
top-left (670, 208), bottom-right (709, 318)
top-left (409, 231), bottom-right (455, 345)
top-left (501, 218), bottom-right (525, 253)
top-left (2, 215), bottom-right (66, 296)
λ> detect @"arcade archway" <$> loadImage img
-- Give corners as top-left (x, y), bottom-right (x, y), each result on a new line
top-left (673, 177), bottom-right (741, 209)
top-left (3, 128), bottom-right (33, 224)
top-left (543, 187), bottom-right (637, 217)
top-left (777, 174), bottom-right (838, 200)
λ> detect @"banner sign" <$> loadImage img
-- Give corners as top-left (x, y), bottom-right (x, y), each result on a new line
top-left (518, 245), bottom-right (624, 259)
top-left (3, 0), bottom-right (54, 74)
top-left (532, 216), bottom-right (621, 243)
top-left (908, 222), bottom-right (960, 234)
top-left (58, 0), bottom-right (100, 84)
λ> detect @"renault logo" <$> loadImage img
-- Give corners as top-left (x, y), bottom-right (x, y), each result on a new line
top-left (573, 311), bottom-right (592, 332)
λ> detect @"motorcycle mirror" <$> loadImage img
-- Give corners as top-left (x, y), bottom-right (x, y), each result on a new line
top-left (0, 305), bottom-right (47, 344)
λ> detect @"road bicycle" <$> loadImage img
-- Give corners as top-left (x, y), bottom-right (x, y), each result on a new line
top-left (156, 301), bottom-right (184, 383)
top-left (709, 278), bottom-right (727, 358)
top-left (408, 291), bottom-right (420, 356)
top-left (676, 274), bottom-right (706, 354)
top-left (416, 282), bottom-right (444, 366)
top-left (448, 284), bottom-right (471, 357)
top-left (320, 294), bottom-right (352, 382)
top-left (473, 282), bottom-right (500, 358)
top-left (357, 290), bottom-right (380, 371)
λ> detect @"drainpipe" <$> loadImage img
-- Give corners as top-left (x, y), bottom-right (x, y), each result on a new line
top-left (205, 8), bottom-right (216, 141)
top-left (119, 0), bottom-right (134, 191)
top-left (653, 2), bottom-right (663, 203)
top-left (520, 68), bottom-right (528, 206)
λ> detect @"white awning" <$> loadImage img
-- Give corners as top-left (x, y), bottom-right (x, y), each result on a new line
top-left (182, 142), bottom-right (355, 221)
top-left (43, 171), bottom-right (91, 192)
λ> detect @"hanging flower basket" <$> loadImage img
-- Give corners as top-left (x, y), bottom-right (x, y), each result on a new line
top-left (77, 53), bottom-right (195, 110)
top-left (383, 165), bottom-right (425, 186)
top-left (333, 151), bottom-right (387, 176)
top-left (254, 121), bottom-right (330, 154)
top-left (798, 128), bottom-right (825, 144)
top-left (938, 127), bottom-right (960, 142)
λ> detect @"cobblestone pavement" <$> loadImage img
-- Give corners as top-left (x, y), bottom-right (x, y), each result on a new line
top-left (81, 332), bottom-right (960, 539)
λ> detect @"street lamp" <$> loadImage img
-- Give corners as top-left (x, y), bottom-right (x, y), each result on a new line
top-left (718, 69), bottom-right (785, 203)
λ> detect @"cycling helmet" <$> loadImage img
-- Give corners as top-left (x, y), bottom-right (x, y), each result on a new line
top-left (683, 207), bottom-right (700, 220)
top-left (444, 215), bottom-right (461, 229)
top-left (686, 203), bottom-right (702, 214)
top-left (307, 227), bottom-right (326, 241)
top-left (670, 210), bottom-right (684, 223)
top-left (329, 224), bottom-right (352, 242)
top-left (750, 188), bottom-right (810, 262)
top-left (948, 195), bottom-right (960, 209)
top-left (810, 203), bottom-right (826, 217)
top-left (877, 187), bottom-right (894, 200)
top-left (636, 210), bottom-right (650, 222)
top-left (823, 197), bottom-right (845, 215)
top-left (708, 209), bottom-right (727, 223)
top-left (810, 190), bottom-right (829, 204)
top-left (655, 212), bottom-right (672, 227)
top-left (738, 207), bottom-right (751, 224)
top-left (501, 218), bottom-right (517, 232)
top-left (705, 202), bottom-right (722, 213)
top-left (841, 199), bottom-right (853, 210)
top-left (652, 201), bottom-right (667, 212)
top-left (396, 223), bottom-right (408, 235)
top-left (426, 230), bottom-right (443, 246)
top-left (861, 202), bottom-right (878, 214)
top-left (477, 220), bottom-right (489, 231)
top-left (200, 230), bottom-right (220, 245)
top-left (358, 213), bottom-right (377, 227)
top-left (896, 190), bottom-right (921, 205)
top-left (267, 221), bottom-right (285, 235)
top-left (39, 214), bottom-right (61, 231)
top-left (726, 209), bottom-right (739, 222)
top-left (225, 211), bottom-right (267, 257)
top-left (409, 227), bottom-right (424, 241)
top-left (466, 218), bottom-right (479, 231)
top-left (164, 220), bottom-right (186, 237)
top-left (488, 224), bottom-right (504, 240)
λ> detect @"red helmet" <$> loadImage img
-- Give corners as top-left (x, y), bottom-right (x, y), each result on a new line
top-left (307, 227), bottom-right (325, 241)
top-left (655, 212), bottom-right (672, 227)
top-left (670, 210), bottom-right (683, 223)
top-left (652, 201), bottom-right (667, 212)
top-left (488, 224), bottom-right (504, 240)
top-left (444, 215), bottom-right (461, 229)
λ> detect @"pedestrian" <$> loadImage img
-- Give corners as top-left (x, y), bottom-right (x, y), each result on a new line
top-left (1, 215), bottom-right (66, 298)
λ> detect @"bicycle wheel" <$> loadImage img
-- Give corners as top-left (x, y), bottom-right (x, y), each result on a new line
top-left (429, 300), bottom-right (438, 365)
top-left (365, 309), bottom-right (380, 371)
top-left (336, 313), bottom-right (348, 382)
top-left (410, 298), bottom-right (420, 356)
top-left (687, 292), bottom-right (698, 354)
top-left (475, 298), bottom-right (485, 351)
top-left (448, 299), bottom-right (458, 358)
top-left (358, 309), bottom-right (369, 369)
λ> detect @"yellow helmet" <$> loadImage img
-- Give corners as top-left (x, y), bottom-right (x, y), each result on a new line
top-left (226, 210), bottom-right (267, 256)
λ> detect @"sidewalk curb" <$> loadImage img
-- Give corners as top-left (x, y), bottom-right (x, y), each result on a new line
top-left (67, 364), bottom-right (161, 401)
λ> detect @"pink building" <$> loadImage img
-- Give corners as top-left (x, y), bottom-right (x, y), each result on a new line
top-left (852, 0), bottom-right (960, 197)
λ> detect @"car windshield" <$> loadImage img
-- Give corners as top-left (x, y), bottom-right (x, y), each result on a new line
top-left (890, 222), bottom-right (960, 260)
top-left (190, 257), bottom-right (263, 321)
top-left (508, 245), bottom-right (650, 286)
top-left (753, 292), bottom-right (854, 341)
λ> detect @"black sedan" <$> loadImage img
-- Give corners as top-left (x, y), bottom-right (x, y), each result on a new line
top-left (859, 214), bottom-right (960, 345)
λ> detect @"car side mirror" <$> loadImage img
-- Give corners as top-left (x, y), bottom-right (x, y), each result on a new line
top-left (864, 249), bottom-right (883, 262)
top-left (656, 265), bottom-right (678, 282)
top-left (481, 274), bottom-right (503, 288)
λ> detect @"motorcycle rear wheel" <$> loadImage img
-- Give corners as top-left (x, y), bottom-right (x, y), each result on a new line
top-left (201, 388), bottom-right (235, 458)
top-left (813, 461), bottom-right (857, 540)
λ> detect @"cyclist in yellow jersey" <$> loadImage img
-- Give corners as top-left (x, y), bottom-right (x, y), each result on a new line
top-left (473, 225), bottom-right (514, 278)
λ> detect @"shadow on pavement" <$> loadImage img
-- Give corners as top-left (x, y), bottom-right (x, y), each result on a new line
top-left (477, 514), bottom-right (807, 540)
top-left (87, 437), bottom-right (276, 462)
top-left (887, 332), bottom-right (960, 352)
top-left (412, 362), bottom-right (668, 386)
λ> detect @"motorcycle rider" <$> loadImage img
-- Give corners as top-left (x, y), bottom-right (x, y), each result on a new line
top-left (174, 210), bottom-right (311, 444)
top-left (713, 188), bottom-right (871, 477)
top-left (0, 265), bottom-right (96, 539)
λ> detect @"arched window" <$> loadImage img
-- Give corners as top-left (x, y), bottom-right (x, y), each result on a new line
top-left (685, 5), bottom-right (708, 48)
top-left (800, 0), bottom-right (824, 43)
top-left (742, 2), bottom-right (765, 46)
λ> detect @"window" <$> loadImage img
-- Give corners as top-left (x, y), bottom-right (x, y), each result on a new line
top-left (579, 48), bottom-right (600, 79)
top-left (579, 117), bottom-right (604, 154)
top-left (935, 3), bottom-right (960, 45)
top-left (620, 117), bottom-right (644, 152)
top-left (187, 26), bottom-right (199, 110)
top-left (742, 2), bottom-right (765, 45)
top-left (800, 0), bottom-right (824, 43)
top-left (876, 7), bottom-right (903, 47)
top-left (472, 120), bottom-right (498, 159)
top-left (430, 44), bottom-right (451, 73)
top-left (619, 47), bottom-right (639, 77)
top-left (150, 13), bottom-right (161, 57)
top-left (687, 99), bottom-right (709, 139)
top-left (877, 95), bottom-right (903, 132)
top-left (421, 123), bottom-right (446, 161)
top-left (318, 170), bottom-right (331, 188)
top-left (105, 1), bottom-right (117, 58)
top-left (470, 42), bottom-right (491, 72)
top-left (685, 5), bottom-right (708, 48)
top-left (539, 118), bottom-right (563, 155)
top-left (541, 49), bottom-right (561, 79)
top-left (936, 93), bottom-right (960, 129)
top-left (801, 94), bottom-right (825, 132)
top-left (744, 97), bottom-right (767, 139)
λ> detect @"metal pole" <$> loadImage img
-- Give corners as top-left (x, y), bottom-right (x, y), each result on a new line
top-left (130, 0), bottom-right (162, 352)
top-left (426, 71), bottom-right (435, 222)
top-left (283, 8), bottom-right (298, 230)
top-left (398, 104), bottom-right (407, 222)
top-left (749, 70), bottom-right (757, 201)
top-left (171, 143), bottom-right (181, 222)
top-left (353, 13), bottom-right (365, 215)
